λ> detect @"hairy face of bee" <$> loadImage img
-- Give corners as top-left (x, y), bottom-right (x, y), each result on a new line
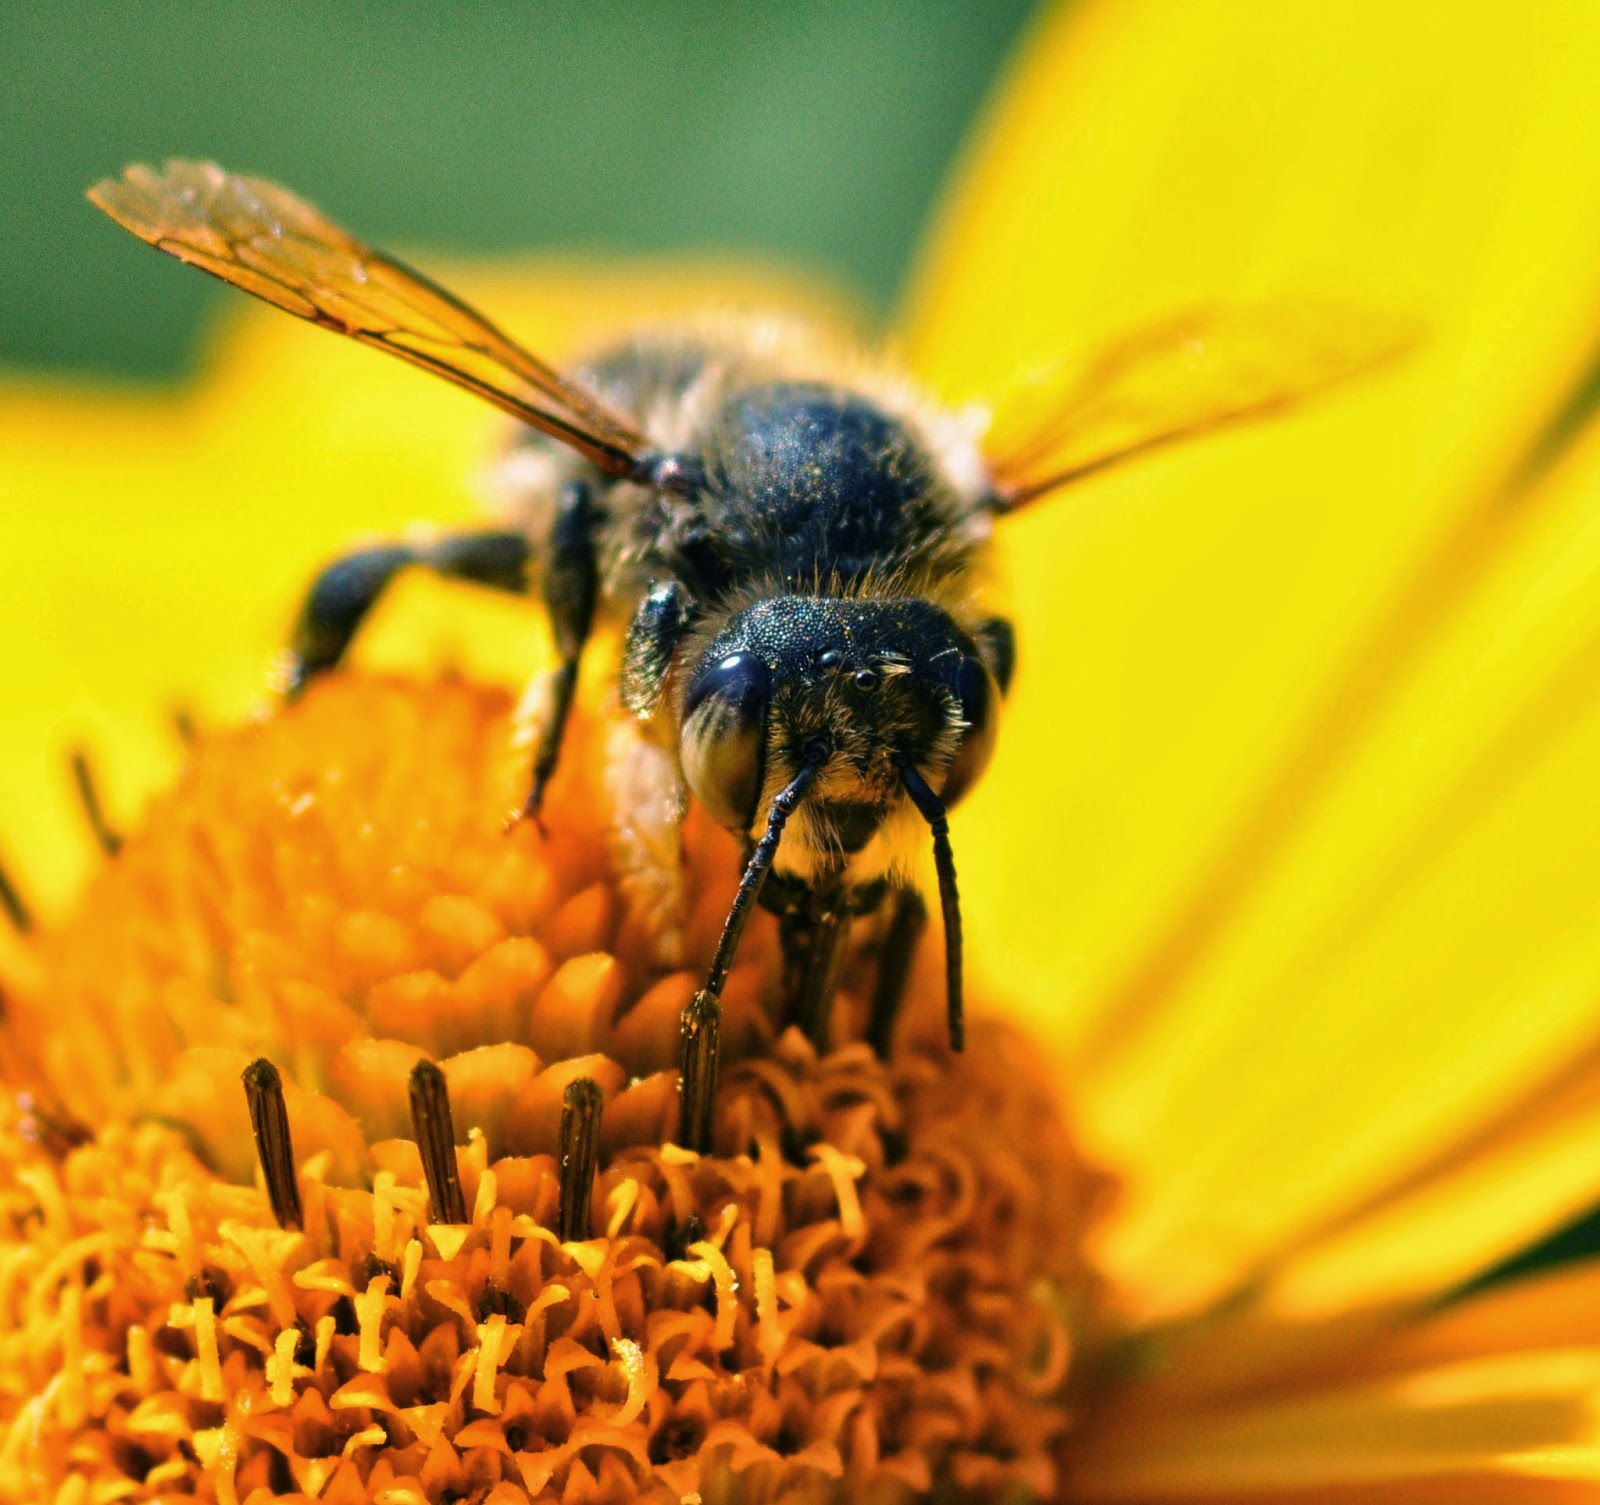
top-left (679, 597), bottom-right (1002, 875)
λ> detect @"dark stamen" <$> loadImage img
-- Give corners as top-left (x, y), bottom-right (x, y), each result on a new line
top-left (0, 855), bottom-right (32, 933)
top-left (16, 1091), bottom-right (92, 1158)
top-left (172, 706), bottom-right (199, 748)
top-left (868, 887), bottom-right (928, 1059)
top-left (897, 758), bottom-right (964, 1052)
top-left (664, 1210), bottom-right (705, 1263)
top-left (242, 1058), bottom-right (303, 1230)
top-left (676, 991), bottom-right (722, 1154)
top-left (407, 1060), bottom-right (467, 1225)
top-left (70, 748), bottom-right (122, 857)
top-left (557, 1078), bottom-right (603, 1241)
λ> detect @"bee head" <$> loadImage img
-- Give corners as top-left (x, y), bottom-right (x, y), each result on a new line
top-left (678, 596), bottom-right (1009, 876)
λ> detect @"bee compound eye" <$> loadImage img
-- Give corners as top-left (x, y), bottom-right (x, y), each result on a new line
top-left (681, 651), bottom-right (772, 832)
top-left (939, 655), bottom-right (1000, 808)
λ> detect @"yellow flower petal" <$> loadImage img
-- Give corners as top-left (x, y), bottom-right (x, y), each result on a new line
top-left (1069, 1348), bottom-right (1600, 1501)
top-left (1336, 1262), bottom-right (1600, 1385)
top-left (1254, 1008), bottom-right (1600, 1329)
top-left (900, 0), bottom-right (1600, 1315)
top-left (1097, 1261), bottom-right (1600, 1478)
top-left (1084, 1146), bottom-right (1600, 1412)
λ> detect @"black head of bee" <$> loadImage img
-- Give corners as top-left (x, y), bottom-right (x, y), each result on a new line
top-left (678, 596), bottom-right (1002, 863)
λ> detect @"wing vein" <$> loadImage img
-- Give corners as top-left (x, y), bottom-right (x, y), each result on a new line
top-left (89, 159), bottom-right (652, 477)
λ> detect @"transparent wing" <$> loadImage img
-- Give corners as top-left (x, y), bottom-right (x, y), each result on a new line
top-left (985, 301), bottom-right (1418, 512)
top-left (88, 160), bottom-right (652, 477)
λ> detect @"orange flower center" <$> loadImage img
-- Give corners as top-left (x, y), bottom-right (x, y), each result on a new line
top-left (0, 675), bottom-right (1106, 1504)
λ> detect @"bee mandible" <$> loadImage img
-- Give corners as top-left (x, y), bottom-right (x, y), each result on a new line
top-left (88, 161), bottom-right (1407, 1074)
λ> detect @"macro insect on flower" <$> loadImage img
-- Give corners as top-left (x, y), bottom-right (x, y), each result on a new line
top-left (87, 160), bottom-right (1403, 1083)
top-left (13, 2), bottom-right (1600, 1499)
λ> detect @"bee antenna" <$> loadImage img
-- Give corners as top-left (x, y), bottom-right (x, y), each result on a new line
top-left (702, 754), bottom-right (825, 1001)
top-left (895, 757), bottom-right (964, 1053)
top-left (676, 752), bottom-right (824, 1152)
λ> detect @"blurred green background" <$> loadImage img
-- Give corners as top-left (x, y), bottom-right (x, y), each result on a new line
top-left (1, 0), bottom-right (1037, 379)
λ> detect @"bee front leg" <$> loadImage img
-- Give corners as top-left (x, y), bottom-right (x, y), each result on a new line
top-left (866, 887), bottom-right (928, 1059)
top-left (791, 884), bottom-right (852, 1051)
top-left (287, 529), bottom-right (531, 695)
top-left (520, 480), bottom-right (600, 820)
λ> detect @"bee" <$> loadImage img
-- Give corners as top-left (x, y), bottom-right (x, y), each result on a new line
top-left (88, 161), bottom-right (1405, 1074)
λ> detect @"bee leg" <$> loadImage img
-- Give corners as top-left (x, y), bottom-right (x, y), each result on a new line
top-left (791, 885), bottom-right (851, 1052)
top-left (769, 876), bottom-right (848, 1049)
top-left (772, 884), bottom-right (813, 1008)
top-left (287, 529), bottom-right (531, 695)
top-left (867, 887), bottom-right (928, 1059)
top-left (767, 874), bottom-right (888, 1046)
top-left (758, 867), bottom-right (808, 923)
top-left (760, 869), bottom-right (813, 999)
top-left (620, 581), bottom-right (695, 716)
top-left (521, 480), bottom-right (600, 820)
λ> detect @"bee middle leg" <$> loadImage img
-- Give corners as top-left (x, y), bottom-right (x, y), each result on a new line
top-left (287, 528), bottom-right (532, 694)
top-left (761, 872), bottom-right (826, 1041)
top-left (521, 479), bottom-right (600, 820)
top-left (791, 886), bottom-right (852, 1050)
top-left (867, 887), bottom-right (928, 1059)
